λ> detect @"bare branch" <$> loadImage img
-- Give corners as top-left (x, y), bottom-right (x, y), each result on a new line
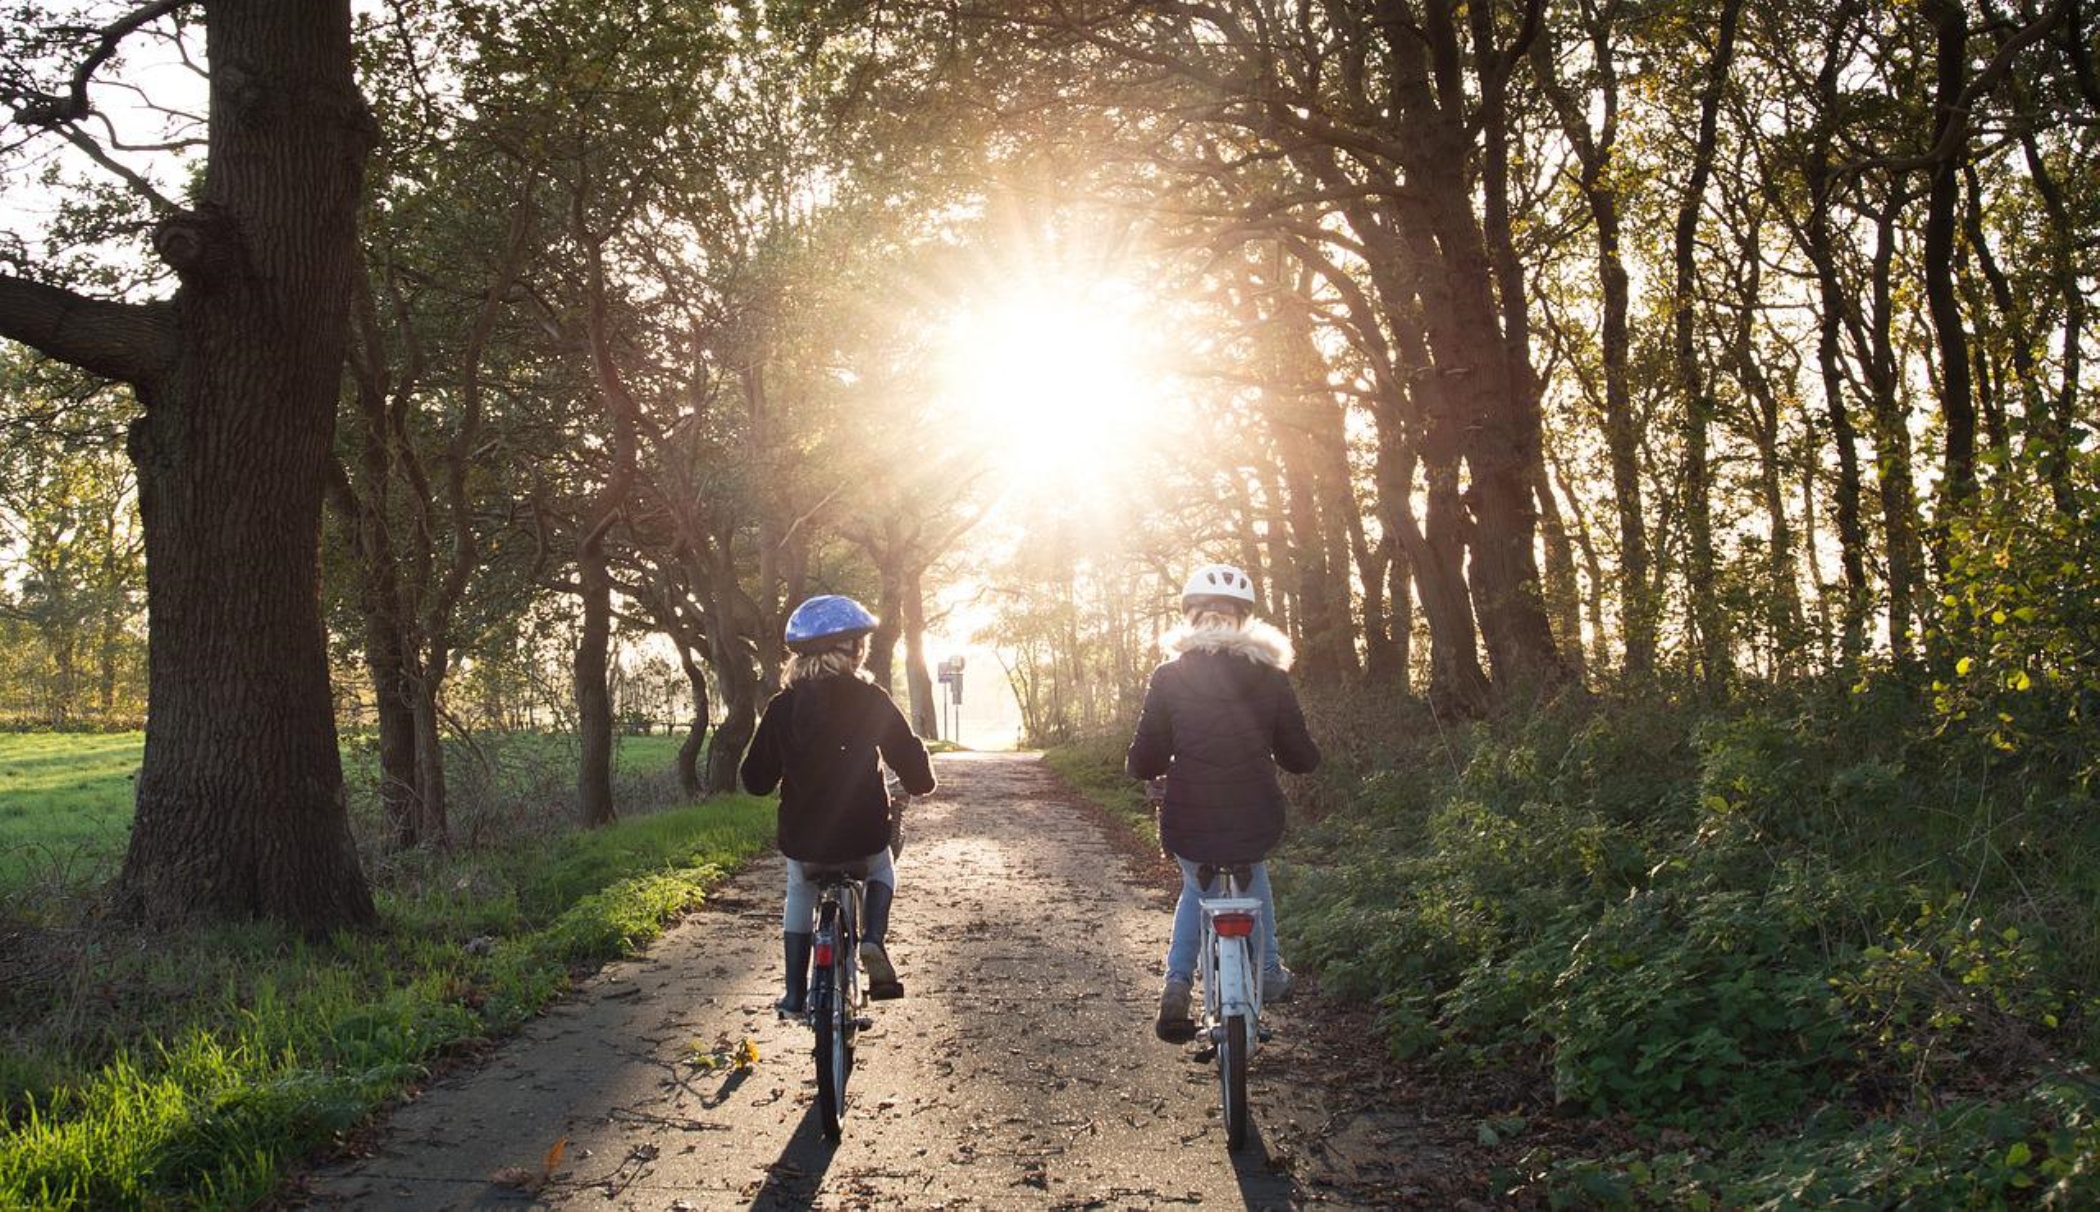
top-left (11, 0), bottom-right (195, 127)
top-left (55, 122), bottom-right (181, 213)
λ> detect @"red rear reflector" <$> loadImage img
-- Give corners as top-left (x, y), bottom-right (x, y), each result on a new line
top-left (1214, 913), bottom-right (1257, 938)
top-left (813, 943), bottom-right (835, 966)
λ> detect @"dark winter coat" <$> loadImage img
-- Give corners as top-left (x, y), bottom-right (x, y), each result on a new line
top-left (741, 674), bottom-right (936, 864)
top-left (1124, 621), bottom-right (1321, 864)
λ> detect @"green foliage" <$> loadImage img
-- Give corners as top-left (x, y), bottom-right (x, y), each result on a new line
top-left (1258, 675), bottom-right (2100, 1199)
top-left (1935, 445), bottom-right (2100, 778)
top-left (0, 794), bottom-right (773, 1209)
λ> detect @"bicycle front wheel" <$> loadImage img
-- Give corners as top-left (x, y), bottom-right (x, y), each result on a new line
top-left (1220, 1012), bottom-right (1249, 1150)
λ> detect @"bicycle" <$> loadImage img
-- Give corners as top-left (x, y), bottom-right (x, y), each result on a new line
top-left (1193, 862), bottom-right (1267, 1150)
top-left (796, 859), bottom-right (903, 1139)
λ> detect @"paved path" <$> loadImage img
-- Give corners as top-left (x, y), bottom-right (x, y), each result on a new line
top-left (300, 752), bottom-right (1440, 1210)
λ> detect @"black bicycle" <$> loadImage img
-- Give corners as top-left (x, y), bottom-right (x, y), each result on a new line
top-left (804, 869), bottom-right (864, 1138)
top-left (800, 862), bottom-right (906, 1138)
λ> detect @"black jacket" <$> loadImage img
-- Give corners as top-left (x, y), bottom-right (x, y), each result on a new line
top-left (741, 675), bottom-right (936, 864)
top-left (1125, 622), bottom-right (1320, 864)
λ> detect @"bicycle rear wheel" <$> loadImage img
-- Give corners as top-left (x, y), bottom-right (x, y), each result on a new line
top-left (813, 900), bottom-right (857, 1138)
top-left (1220, 1012), bottom-right (1249, 1150)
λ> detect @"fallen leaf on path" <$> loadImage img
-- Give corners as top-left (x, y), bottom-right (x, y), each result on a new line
top-left (488, 1166), bottom-right (544, 1193)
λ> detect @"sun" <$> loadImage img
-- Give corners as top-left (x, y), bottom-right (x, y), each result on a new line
top-left (939, 280), bottom-right (1163, 491)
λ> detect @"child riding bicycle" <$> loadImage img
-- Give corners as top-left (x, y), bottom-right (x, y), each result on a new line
top-left (1125, 563), bottom-right (1321, 1042)
top-left (741, 594), bottom-right (937, 1014)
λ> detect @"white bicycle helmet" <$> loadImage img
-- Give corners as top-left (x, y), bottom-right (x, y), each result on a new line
top-left (1180, 563), bottom-right (1256, 611)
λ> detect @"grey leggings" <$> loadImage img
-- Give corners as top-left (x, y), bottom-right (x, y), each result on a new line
top-left (782, 849), bottom-right (895, 933)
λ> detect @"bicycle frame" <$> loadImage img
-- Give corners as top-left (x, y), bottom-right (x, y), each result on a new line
top-left (1196, 871), bottom-right (1265, 1041)
top-left (1195, 864), bottom-right (1264, 1150)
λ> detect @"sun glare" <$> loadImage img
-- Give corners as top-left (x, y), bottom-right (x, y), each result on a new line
top-left (940, 283), bottom-right (1162, 491)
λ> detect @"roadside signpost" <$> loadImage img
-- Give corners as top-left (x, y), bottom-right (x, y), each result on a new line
top-left (935, 655), bottom-right (965, 745)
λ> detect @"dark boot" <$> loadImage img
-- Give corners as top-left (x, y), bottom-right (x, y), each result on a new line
top-left (860, 882), bottom-right (902, 997)
top-left (778, 932), bottom-right (811, 1016)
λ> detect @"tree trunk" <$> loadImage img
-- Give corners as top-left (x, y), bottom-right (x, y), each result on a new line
top-left (902, 567), bottom-right (938, 739)
top-left (1922, 0), bottom-right (1977, 520)
top-left (571, 178), bottom-right (640, 827)
top-left (574, 539), bottom-right (618, 827)
top-left (12, 1), bottom-right (384, 931)
top-left (409, 673), bottom-right (449, 847)
top-left (1535, 463), bottom-right (1586, 682)
top-left (1527, 11), bottom-right (1634, 684)
top-left (1382, 279), bottom-right (1490, 714)
top-left (705, 621), bottom-right (759, 795)
top-left (1860, 203), bottom-right (1924, 666)
top-left (675, 644), bottom-right (708, 797)
top-left (866, 544), bottom-right (904, 697)
top-left (1802, 165), bottom-right (1872, 660)
top-left (1266, 384), bottom-right (1354, 682)
top-left (364, 609), bottom-right (420, 850)
top-left (1394, 12), bottom-right (1561, 695)
top-left (1672, 0), bottom-right (1746, 694)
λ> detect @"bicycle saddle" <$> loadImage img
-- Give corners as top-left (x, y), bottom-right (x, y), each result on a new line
top-left (1195, 862), bottom-right (1254, 889)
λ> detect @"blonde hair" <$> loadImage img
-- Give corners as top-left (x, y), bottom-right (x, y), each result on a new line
top-left (786, 635), bottom-right (869, 685)
top-left (1184, 606), bottom-right (1248, 632)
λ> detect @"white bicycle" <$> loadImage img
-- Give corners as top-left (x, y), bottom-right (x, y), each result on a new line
top-left (1193, 861), bottom-right (1267, 1150)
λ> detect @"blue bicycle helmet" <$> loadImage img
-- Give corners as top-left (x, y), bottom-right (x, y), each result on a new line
top-left (784, 594), bottom-right (879, 653)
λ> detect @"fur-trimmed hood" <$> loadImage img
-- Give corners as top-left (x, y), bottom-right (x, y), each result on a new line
top-left (1164, 618), bottom-right (1295, 671)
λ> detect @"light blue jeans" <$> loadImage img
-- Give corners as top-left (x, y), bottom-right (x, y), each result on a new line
top-left (783, 849), bottom-right (894, 933)
top-left (1164, 856), bottom-right (1280, 984)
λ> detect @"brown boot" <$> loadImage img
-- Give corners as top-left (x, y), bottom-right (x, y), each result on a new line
top-left (1155, 977), bottom-right (1196, 1043)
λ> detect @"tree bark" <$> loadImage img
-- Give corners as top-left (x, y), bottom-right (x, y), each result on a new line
top-left (0, 1), bottom-right (381, 931)
top-left (1922, 0), bottom-right (1978, 520)
top-left (572, 188), bottom-right (640, 827)
top-left (675, 643), bottom-right (708, 797)
top-left (1672, 0), bottom-right (1746, 693)
top-left (902, 567), bottom-right (938, 739)
top-left (1395, 5), bottom-right (1562, 695)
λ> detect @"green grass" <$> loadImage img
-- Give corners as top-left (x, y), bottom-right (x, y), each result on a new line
top-left (0, 732), bottom-right (144, 888)
top-left (1041, 735), bottom-right (1156, 847)
top-left (0, 791), bottom-right (775, 1210)
top-left (0, 724), bottom-right (773, 1210)
top-left (0, 730), bottom-right (700, 894)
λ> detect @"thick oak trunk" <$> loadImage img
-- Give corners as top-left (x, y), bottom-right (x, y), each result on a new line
top-left (112, 1), bottom-right (376, 931)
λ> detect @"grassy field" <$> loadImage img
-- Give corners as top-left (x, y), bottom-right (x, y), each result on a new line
top-left (0, 732), bottom-right (144, 889)
top-left (0, 727), bottom-right (774, 1210)
top-left (0, 730), bottom-right (698, 893)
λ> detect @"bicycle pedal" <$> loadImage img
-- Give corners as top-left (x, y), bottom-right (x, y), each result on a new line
top-left (1192, 1044), bottom-right (1218, 1062)
top-left (867, 979), bottom-right (905, 1001)
top-left (853, 1015), bottom-right (875, 1031)
top-left (1257, 1026), bottom-right (1273, 1043)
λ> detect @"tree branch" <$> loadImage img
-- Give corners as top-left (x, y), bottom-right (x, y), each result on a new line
top-left (11, 0), bottom-right (195, 127)
top-left (0, 274), bottom-right (177, 385)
